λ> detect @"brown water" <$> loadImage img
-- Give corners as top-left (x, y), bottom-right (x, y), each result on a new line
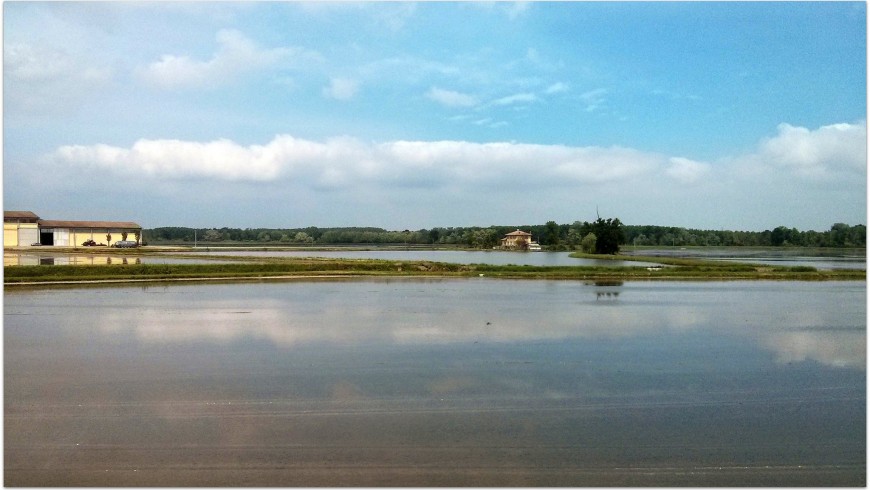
top-left (4, 279), bottom-right (865, 486)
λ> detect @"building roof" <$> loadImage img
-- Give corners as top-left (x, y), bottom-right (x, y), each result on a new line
top-left (4, 210), bottom-right (41, 221)
top-left (38, 220), bottom-right (141, 229)
top-left (504, 229), bottom-right (532, 237)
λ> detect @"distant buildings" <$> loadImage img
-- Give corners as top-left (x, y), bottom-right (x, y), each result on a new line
top-left (4, 210), bottom-right (142, 247)
top-left (500, 229), bottom-right (541, 251)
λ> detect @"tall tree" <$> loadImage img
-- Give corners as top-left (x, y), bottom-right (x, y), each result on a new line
top-left (591, 217), bottom-right (624, 254)
top-left (544, 220), bottom-right (560, 246)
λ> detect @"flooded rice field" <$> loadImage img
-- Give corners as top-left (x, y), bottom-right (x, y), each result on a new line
top-left (623, 247), bottom-right (866, 271)
top-left (4, 279), bottom-right (865, 486)
top-left (6, 247), bottom-right (864, 270)
top-left (194, 249), bottom-right (658, 267)
top-left (4, 252), bottom-right (215, 266)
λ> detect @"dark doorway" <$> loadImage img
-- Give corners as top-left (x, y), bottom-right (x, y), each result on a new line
top-left (40, 230), bottom-right (54, 246)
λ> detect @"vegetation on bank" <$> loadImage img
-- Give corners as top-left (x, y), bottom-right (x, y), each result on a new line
top-left (5, 256), bottom-right (864, 285)
top-left (143, 221), bottom-right (866, 249)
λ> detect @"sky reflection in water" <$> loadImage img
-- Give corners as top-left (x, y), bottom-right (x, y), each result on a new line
top-left (4, 279), bottom-right (865, 486)
top-left (42, 279), bottom-right (864, 370)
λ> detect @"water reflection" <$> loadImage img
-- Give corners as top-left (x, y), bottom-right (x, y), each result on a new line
top-left (5, 279), bottom-right (864, 486)
top-left (5, 252), bottom-right (212, 266)
top-left (760, 329), bottom-right (865, 368)
top-left (6, 253), bottom-right (143, 266)
top-left (22, 279), bottom-right (862, 370)
top-left (592, 281), bottom-right (623, 301)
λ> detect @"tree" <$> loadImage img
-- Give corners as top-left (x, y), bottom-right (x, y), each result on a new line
top-left (293, 232), bottom-right (314, 244)
top-left (470, 228), bottom-right (499, 249)
top-left (580, 232), bottom-right (597, 254)
top-left (591, 217), bottom-right (624, 254)
top-left (544, 220), bottom-right (560, 246)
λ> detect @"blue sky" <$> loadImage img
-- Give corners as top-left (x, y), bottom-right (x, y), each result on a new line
top-left (3, 1), bottom-right (866, 231)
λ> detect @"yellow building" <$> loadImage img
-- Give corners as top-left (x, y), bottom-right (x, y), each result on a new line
top-left (4, 211), bottom-right (40, 247)
top-left (4, 211), bottom-right (142, 247)
top-left (501, 229), bottom-right (533, 249)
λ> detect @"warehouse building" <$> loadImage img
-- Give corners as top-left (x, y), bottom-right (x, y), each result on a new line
top-left (4, 210), bottom-right (142, 247)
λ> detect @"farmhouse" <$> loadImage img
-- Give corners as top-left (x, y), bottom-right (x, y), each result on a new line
top-left (500, 229), bottom-right (541, 250)
top-left (4, 210), bottom-right (142, 247)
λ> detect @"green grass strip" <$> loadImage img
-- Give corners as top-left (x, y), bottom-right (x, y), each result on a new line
top-left (4, 257), bottom-right (864, 285)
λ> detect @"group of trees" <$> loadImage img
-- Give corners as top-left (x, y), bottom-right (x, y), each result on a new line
top-left (144, 221), bottom-right (865, 252)
top-left (623, 223), bottom-right (866, 248)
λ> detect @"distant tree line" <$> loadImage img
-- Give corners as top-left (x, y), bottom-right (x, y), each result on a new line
top-left (143, 222), bottom-right (865, 250)
top-left (623, 223), bottom-right (865, 248)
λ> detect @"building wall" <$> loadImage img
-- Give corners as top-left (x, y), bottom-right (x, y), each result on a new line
top-left (4, 223), bottom-right (39, 247)
top-left (4, 223), bottom-right (18, 247)
top-left (54, 229), bottom-right (70, 247)
top-left (71, 229), bottom-right (137, 246)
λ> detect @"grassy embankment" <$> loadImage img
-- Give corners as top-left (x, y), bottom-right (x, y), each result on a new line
top-left (4, 252), bottom-right (864, 285)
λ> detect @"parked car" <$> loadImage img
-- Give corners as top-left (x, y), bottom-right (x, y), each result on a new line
top-left (113, 240), bottom-right (139, 248)
top-left (82, 239), bottom-right (98, 246)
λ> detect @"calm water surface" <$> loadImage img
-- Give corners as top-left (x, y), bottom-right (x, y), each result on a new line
top-left (3, 252), bottom-right (216, 266)
top-left (196, 249), bottom-right (659, 267)
top-left (623, 248), bottom-right (866, 271)
top-left (5, 279), bottom-right (865, 486)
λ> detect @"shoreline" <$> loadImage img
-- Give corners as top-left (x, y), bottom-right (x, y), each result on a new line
top-left (5, 246), bottom-right (865, 288)
top-left (5, 262), bottom-right (865, 288)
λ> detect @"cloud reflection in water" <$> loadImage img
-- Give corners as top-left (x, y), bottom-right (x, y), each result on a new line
top-left (90, 279), bottom-right (864, 369)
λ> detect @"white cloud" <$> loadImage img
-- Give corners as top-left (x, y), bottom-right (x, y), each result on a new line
top-left (52, 135), bottom-right (663, 189)
top-left (545, 82), bottom-right (569, 94)
top-left (425, 87), bottom-right (478, 107)
top-left (139, 29), bottom-right (318, 89)
top-left (4, 42), bottom-right (113, 113)
top-left (44, 121), bottom-right (866, 230)
top-left (5, 43), bottom-right (73, 81)
top-left (666, 157), bottom-right (710, 184)
top-left (5, 42), bottom-right (112, 85)
top-left (505, 1), bottom-right (531, 20)
top-left (492, 92), bottom-right (538, 106)
top-left (751, 122), bottom-right (866, 179)
top-left (372, 3), bottom-right (417, 32)
top-left (323, 77), bottom-right (360, 100)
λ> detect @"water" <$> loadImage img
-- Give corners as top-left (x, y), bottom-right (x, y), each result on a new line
top-left (7, 248), bottom-right (864, 270)
top-left (195, 249), bottom-right (660, 267)
top-left (623, 247), bottom-right (866, 270)
top-left (3, 252), bottom-right (216, 266)
top-left (5, 279), bottom-right (865, 486)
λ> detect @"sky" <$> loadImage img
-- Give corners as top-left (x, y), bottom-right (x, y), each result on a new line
top-left (3, 1), bottom-right (866, 231)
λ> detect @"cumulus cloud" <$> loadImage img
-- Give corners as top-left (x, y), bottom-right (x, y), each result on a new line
top-left (139, 29), bottom-right (319, 89)
top-left (46, 121), bottom-right (866, 229)
top-left (425, 87), bottom-right (478, 107)
top-left (666, 157), bottom-right (710, 184)
top-left (751, 122), bottom-right (866, 179)
top-left (323, 77), bottom-right (359, 100)
top-left (52, 135), bottom-right (665, 190)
